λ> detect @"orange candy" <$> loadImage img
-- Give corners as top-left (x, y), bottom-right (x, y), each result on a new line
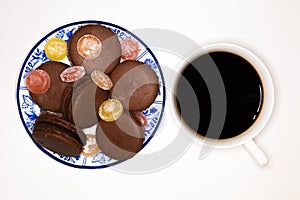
top-left (82, 134), bottom-right (100, 157)
top-left (77, 34), bottom-right (102, 59)
top-left (26, 69), bottom-right (51, 94)
top-left (91, 70), bottom-right (113, 90)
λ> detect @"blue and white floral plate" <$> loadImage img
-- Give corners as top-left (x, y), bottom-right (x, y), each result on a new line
top-left (16, 20), bottom-right (165, 169)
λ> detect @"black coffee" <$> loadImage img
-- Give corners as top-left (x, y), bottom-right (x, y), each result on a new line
top-left (175, 51), bottom-right (263, 139)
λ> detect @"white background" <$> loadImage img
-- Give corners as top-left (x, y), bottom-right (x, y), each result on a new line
top-left (1, 0), bottom-right (300, 199)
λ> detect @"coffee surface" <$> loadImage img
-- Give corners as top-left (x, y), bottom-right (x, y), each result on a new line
top-left (176, 51), bottom-right (263, 139)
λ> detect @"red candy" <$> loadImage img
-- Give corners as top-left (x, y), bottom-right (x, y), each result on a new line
top-left (26, 69), bottom-right (51, 94)
top-left (60, 66), bottom-right (86, 82)
top-left (120, 38), bottom-right (140, 60)
top-left (130, 111), bottom-right (148, 129)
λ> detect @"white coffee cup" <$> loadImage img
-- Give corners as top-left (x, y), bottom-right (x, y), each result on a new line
top-left (170, 43), bottom-right (275, 166)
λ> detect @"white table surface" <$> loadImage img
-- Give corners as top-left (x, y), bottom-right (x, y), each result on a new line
top-left (1, 0), bottom-right (300, 199)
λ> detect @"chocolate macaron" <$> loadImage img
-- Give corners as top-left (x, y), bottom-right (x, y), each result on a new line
top-left (96, 112), bottom-right (144, 160)
top-left (61, 76), bottom-right (108, 129)
top-left (110, 60), bottom-right (159, 111)
top-left (29, 61), bottom-right (71, 112)
top-left (67, 24), bottom-right (121, 74)
top-left (32, 111), bottom-right (87, 157)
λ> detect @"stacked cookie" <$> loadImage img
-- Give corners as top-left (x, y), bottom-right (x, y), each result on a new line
top-left (26, 24), bottom-right (159, 160)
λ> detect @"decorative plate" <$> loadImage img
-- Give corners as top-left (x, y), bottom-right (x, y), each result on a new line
top-left (16, 20), bottom-right (165, 169)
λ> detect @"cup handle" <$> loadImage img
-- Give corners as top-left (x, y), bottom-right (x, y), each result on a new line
top-left (244, 140), bottom-right (268, 166)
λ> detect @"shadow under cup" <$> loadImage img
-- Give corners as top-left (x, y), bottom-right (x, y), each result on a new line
top-left (174, 49), bottom-right (266, 141)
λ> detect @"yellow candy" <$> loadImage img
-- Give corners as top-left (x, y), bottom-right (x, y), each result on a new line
top-left (99, 99), bottom-right (123, 122)
top-left (44, 38), bottom-right (67, 61)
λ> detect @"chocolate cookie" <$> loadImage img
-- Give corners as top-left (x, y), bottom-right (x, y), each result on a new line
top-left (29, 61), bottom-right (70, 112)
top-left (67, 24), bottom-right (121, 74)
top-left (61, 76), bottom-right (108, 129)
top-left (96, 112), bottom-right (144, 160)
top-left (110, 60), bottom-right (159, 111)
top-left (32, 111), bottom-right (86, 157)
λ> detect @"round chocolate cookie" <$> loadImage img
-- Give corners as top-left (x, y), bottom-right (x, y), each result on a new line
top-left (61, 76), bottom-right (108, 129)
top-left (67, 24), bottom-right (121, 74)
top-left (110, 60), bottom-right (159, 111)
top-left (32, 111), bottom-right (86, 157)
top-left (96, 112), bottom-right (144, 160)
top-left (29, 61), bottom-right (70, 112)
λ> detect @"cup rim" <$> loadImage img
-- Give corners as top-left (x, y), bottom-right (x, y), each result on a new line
top-left (170, 42), bottom-right (275, 148)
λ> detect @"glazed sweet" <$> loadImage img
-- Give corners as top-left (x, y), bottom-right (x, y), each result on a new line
top-left (130, 111), bottom-right (148, 129)
top-left (44, 38), bottom-right (67, 61)
top-left (29, 61), bottom-right (70, 112)
top-left (91, 69), bottom-right (113, 90)
top-left (32, 111), bottom-right (86, 157)
top-left (120, 38), bottom-right (140, 60)
top-left (60, 66), bottom-right (86, 82)
top-left (26, 69), bottom-right (51, 94)
top-left (96, 112), bottom-right (144, 160)
top-left (67, 24), bottom-right (122, 74)
top-left (110, 60), bottom-right (159, 111)
top-left (98, 99), bottom-right (123, 122)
